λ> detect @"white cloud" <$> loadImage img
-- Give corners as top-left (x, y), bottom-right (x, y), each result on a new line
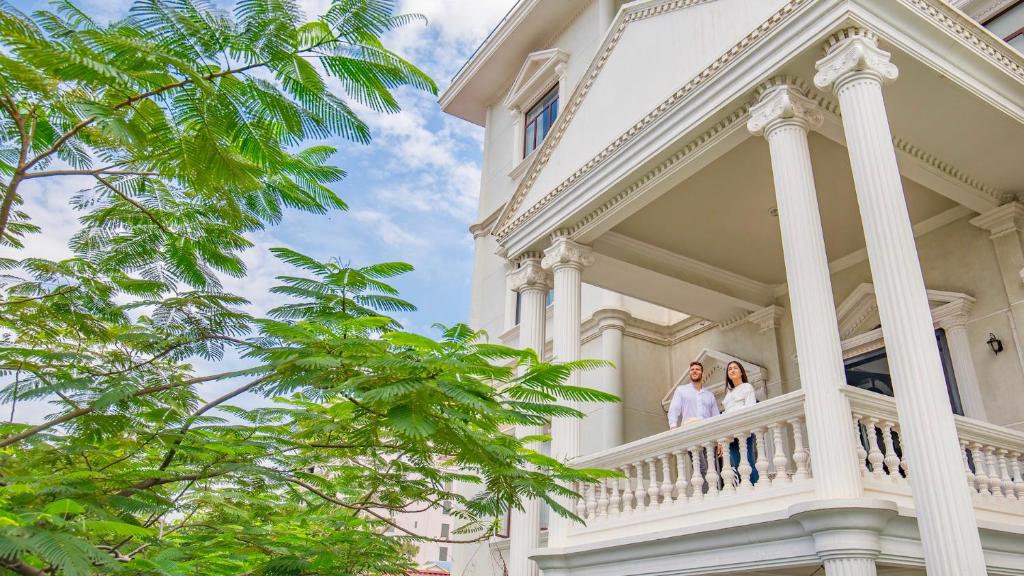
top-left (351, 209), bottom-right (427, 248)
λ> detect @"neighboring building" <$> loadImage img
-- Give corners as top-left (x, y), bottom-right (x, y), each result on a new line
top-left (442, 1), bottom-right (1024, 575)
top-left (384, 497), bottom-right (456, 568)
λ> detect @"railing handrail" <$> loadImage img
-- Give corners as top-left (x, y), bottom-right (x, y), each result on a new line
top-left (842, 386), bottom-right (1024, 453)
top-left (572, 389), bottom-right (807, 469)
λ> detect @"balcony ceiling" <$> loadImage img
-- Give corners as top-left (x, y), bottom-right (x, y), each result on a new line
top-left (609, 133), bottom-right (957, 287)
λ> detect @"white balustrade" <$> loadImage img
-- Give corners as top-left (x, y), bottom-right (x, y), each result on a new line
top-left (843, 387), bottom-right (1024, 504)
top-left (569, 391), bottom-right (811, 523)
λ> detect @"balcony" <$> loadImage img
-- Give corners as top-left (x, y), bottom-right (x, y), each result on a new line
top-left (566, 388), bottom-right (1024, 548)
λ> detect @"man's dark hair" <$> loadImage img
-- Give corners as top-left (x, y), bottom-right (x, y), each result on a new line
top-left (688, 361), bottom-right (704, 370)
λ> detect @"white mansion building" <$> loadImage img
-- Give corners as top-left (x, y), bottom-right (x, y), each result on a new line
top-left (441, 1), bottom-right (1024, 575)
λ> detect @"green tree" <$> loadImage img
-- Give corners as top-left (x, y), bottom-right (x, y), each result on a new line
top-left (0, 1), bottom-right (617, 575)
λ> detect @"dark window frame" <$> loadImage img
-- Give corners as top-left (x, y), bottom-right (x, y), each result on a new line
top-left (523, 85), bottom-right (559, 157)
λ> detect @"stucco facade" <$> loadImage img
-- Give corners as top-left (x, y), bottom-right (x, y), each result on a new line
top-left (446, 1), bottom-right (1024, 575)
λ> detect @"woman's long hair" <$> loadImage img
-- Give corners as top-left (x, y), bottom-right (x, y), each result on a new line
top-left (724, 360), bottom-right (749, 390)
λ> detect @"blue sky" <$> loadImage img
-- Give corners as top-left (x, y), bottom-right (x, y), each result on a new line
top-left (4, 0), bottom-right (519, 421)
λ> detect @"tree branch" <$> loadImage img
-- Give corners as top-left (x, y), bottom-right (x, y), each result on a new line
top-left (0, 558), bottom-right (46, 576)
top-left (21, 168), bottom-right (159, 180)
top-left (115, 469), bottom-right (229, 498)
top-left (93, 174), bottom-right (174, 236)
top-left (0, 370), bottom-right (267, 448)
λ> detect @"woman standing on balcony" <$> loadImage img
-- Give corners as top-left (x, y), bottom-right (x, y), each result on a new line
top-left (722, 361), bottom-right (759, 485)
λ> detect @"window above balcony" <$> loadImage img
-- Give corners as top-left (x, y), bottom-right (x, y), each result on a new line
top-left (503, 48), bottom-right (570, 175)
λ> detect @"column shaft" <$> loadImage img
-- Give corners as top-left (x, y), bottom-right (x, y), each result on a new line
top-left (507, 259), bottom-right (549, 576)
top-left (599, 317), bottom-right (625, 449)
top-left (816, 29), bottom-right (986, 574)
top-left (748, 83), bottom-right (863, 499)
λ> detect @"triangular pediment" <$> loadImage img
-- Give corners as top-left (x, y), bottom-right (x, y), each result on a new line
top-left (660, 348), bottom-right (769, 411)
top-left (494, 0), bottom-right (791, 242)
top-left (503, 48), bottom-right (569, 112)
top-left (836, 283), bottom-right (975, 340)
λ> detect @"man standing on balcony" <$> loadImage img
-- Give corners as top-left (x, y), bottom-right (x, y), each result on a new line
top-left (667, 361), bottom-right (720, 429)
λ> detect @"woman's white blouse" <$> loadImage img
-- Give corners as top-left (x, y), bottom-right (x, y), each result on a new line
top-left (722, 382), bottom-right (757, 413)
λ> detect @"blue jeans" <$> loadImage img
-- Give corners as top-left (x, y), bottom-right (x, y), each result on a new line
top-left (728, 435), bottom-right (759, 485)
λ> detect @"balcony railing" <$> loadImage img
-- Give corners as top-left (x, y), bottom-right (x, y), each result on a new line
top-left (567, 387), bottom-right (1024, 545)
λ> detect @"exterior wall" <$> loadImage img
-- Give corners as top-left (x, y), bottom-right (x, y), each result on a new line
top-left (386, 503), bottom-right (455, 567)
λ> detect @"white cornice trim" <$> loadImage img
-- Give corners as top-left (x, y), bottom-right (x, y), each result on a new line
top-left (950, 0), bottom-right (1019, 23)
top-left (970, 202), bottom-right (1024, 238)
top-left (468, 202), bottom-right (507, 239)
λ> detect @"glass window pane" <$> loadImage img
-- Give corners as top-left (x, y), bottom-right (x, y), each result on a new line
top-left (523, 86), bottom-right (559, 157)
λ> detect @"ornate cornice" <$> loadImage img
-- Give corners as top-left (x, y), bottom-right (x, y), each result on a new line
top-left (493, 0), bottom-right (811, 242)
top-left (468, 203), bottom-right (505, 239)
top-left (747, 81), bottom-right (823, 136)
top-left (508, 257), bottom-right (551, 293)
top-left (814, 27), bottom-right (899, 91)
top-left (541, 237), bottom-right (594, 272)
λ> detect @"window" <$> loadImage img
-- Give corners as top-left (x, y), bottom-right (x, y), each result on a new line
top-left (986, 1), bottom-right (1024, 52)
top-left (439, 547), bottom-right (449, 562)
top-left (524, 86), bottom-right (559, 157)
top-left (441, 500), bottom-right (451, 514)
top-left (440, 523), bottom-right (449, 538)
top-left (843, 328), bottom-right (964, 415)
top-left (514, 289), bottom-right (554, 325)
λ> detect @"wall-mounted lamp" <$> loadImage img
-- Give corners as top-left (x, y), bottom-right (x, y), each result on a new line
top-left (987, 333), bottom-right (1004, 355)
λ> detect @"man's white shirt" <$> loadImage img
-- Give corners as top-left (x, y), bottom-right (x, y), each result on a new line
top-left (667, 382), bottom-right (720, 428)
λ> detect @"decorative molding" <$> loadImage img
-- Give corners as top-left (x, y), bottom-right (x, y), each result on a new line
top-left (902, 0), bottom-right (1024, 85)
top-left (970, 202), bottom-right (1024, 238)
top-left (493, 0), bottom-right (811, 241)
top-left (565, 107), bottom-right (751, 238)
top-left (814, 27), bottom-right (900, 91)
top-left (950, 0), bottom-right (1019, 22)
top-left (541, 237), bottom-right (595, 271)
top-left (891, 138), bottom-right (1009, 204)
top-left (836, 282), bottom-right (976, 342)
top-left (508, 257), bottom-right (551, 293)
top-left (469, 203), bottom-right (506, 239)
top-left (503, 48), bottom-right (570, 113)
top-left (747, 80), bottom-right (823, 135)
top-left (747, 305), bottom-right (787, 334)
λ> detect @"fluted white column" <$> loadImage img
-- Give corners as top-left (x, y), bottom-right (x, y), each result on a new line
top-left (597, 305), bottom-right (626, 450)
top-left (937, 299), bottom-right (987, 420)
top-left (542, 236), bottom-right (594, 547)
top-left (747, 80), bottom-right (862, 499)
top-left (507, 256), bottom-right (550, 576)
top-left (815, 28), bottom-right (986, 575)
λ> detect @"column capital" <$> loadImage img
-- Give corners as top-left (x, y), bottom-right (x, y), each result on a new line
top-left (746, 305), bottom-right (786, 333)
top-left (969, 202), bottom-right (1024, 238)
top-left (814, 28), bottom-right (899, 93)
top-left (594, 307), bottom-right (630, 332)
top-left (747, 82), bottom-right (823, 136)
top-left (542, 237), bottom-right (594, 272)
top-left (508, 256), bottom-right (551, 293)
top-left (933, 298), bottom-right (975, 330)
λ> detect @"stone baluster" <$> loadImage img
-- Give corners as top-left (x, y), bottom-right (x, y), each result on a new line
top-left (790, 418), bottom-right (811, 480)
top-left (646, 458), bottom-right (661, 508)
top-left (634, 461), bottom-right (646, 512)
top-left (770, 423), bottom-right (790, 485)
top-left (984, 447), bottom-right (1002, 497)
top-left (672, 450), bottom-right (689, 504)
top-left (853, 414), bottom-right (869, 475)
top-left (704, 442), bottom-right (720, 497)
top-left (719, 437), bottom-right (737, 495)
top-left (575, 482), bottom-right (587, 518)
top-left (689, 446), bottom-right (705, 501)
top-left (609, 476), bottom-right (622, 518)
top-left (881, 420), bottom-right (901, 480)
top-left (597, 479), bottom-right (610, 518)
top-left (660, 455), bottom-right (674, 504)
top-left (737, 432), bottom-right (754, 492)
top-left (864, 418), bottom-right (885, 478)
top-left (621, 465), bottom-right (635, 514)
top-left (1011, 452), bottom-right (1024, 501)
top-left (584, 483), bottom-right (597, 519)
top-left (961, 441), bottom-right (976, 494)
top-left (971, 442), bottom-right (991, 496)
top-left (997, 450), bottom-right (1016, 501)
top-left (896, 425), bottom-right (909, 478)
top-left (754, 427), bottom-right (770, 489)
